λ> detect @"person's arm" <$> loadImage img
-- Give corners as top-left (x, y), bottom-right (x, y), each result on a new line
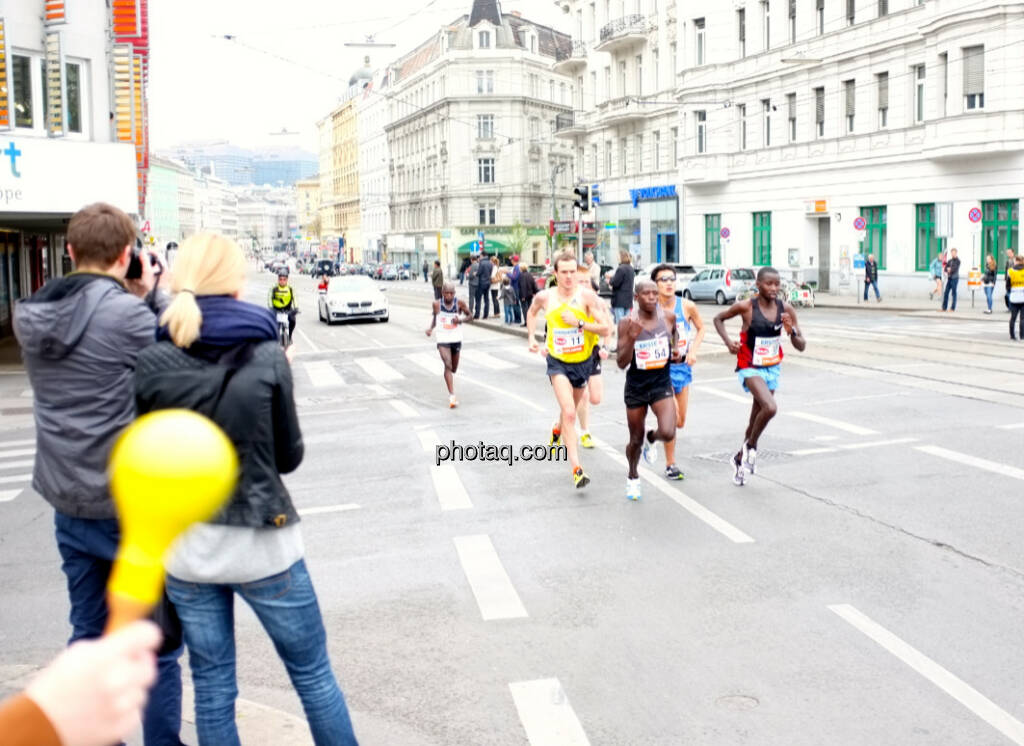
top-left (526, 292), bottom-right (546, 352)
top-left (426, 300), bottom-right (440, 336)
top-left (781, 303), bottom-right (806, 352)
top-left (610, 266), bottom-right (623, 291)
top-left (272, 347), bottom-right (304, 473)
top-left (579, 290), bottom-right (611, 337)
top-left (713, 300), bottom-right (749, 354)
top-left (458, 300), bottom-right (473, 323)
top-left (686, 301), bottom-right (706, 364)
top-left (616, 313), bottom-right (643, 369)
top-left (667, 310), bottom-right (683, 362)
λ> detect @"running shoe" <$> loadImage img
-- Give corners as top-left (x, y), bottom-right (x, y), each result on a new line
top-left (732, 455), bottom-right (747, 487)
top-left (626, 478), bottom-right (642, 501)
top-left (580, 432), bottom-right (594, 449)
top-left (641, 436), bottom-right (658, 465)
top-left (664, 464), bottom-right (685, 480)
top-left (549, 428), bottom-right (562, 447)
top-left (449, 395), bottom-right (458, 409)
top-left (741, 442), bottom-right (757, 474)
top-left (573, 467), bottom-right (590, 489)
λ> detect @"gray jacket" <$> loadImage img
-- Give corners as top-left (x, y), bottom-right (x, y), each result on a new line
top-left (13, 273), bottom-right (157, 519)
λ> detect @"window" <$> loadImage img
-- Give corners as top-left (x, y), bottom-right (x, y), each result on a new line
top-left (653, 130), bottom-right (662, 169)
top-left (529, 73), bottom-right (539, 97)
top-left (636, 55), bottom-right (643, 96)
top-left (753, 212), bottom-right (772, 265)
top-left (477, 114), bottom-right (494, 139)
top-left (788, 0), bottom-right (796, 44)
top-left (762, 1), bottom-right (771, 51)
top-left (878, 0), bottom-right (888, 16)
top-left (844, 79), bottom-right (855, 133)
top-left (738, 9), bottom-right (746, 57)
top-left (762, 99), bottom-right (772, 146)
top-left (619, 61), bottom-right (627, 96)
top-left (619, 137), bottom-right (627, 175)
top-left (939, 52), bottom-right (948, 116)
top-left (982, 200), bottom-right (1020, 272)
top-left (738, 104), bottom-right (747, 150)
top-left (478, 204), bottom-right (496, 225)
top-left (634, 134), bottom-right (643, 171)
top-left (670, 42), bottom-right (677, 77)
top-left (605, 140), bottom-right (612, 175)
top-left (529, 117), bottom-right (539, 141)
top-left (653, 49), bottom-right (660, 90)
top-left (853, 207), bottom-right (888, 270)
top-left (591, 143), bottom-right (598, 177)
top-left (695, 19), bottom-right (706, 65)
top-left (477, 158), bottom-right (495, 184)
top-left (476, 70), bottom-right (494, 94)
top-left (877, 72), bottom-right (889, 127)
top-left (787, 93), bottom-right (797, 141)
top-left (550, 79), bottom-right (555, 101)
top-left (695, 110), bottom-right (707, 154)
top-left (846, 0), bottom-right (855, 25)
top-left (478, 31), bottom-right (491, 48)
top-left (705, 214), bottom-right (722, 264)
top-left (604, 66), bottom-right (611, 101)
top-left (816, 0), bottom-right (824, 35)
top-left (12, 55), bottom-right (33, 128)
top-left (671, 127), bottom-right (679, 164)
top-left (814, 86), bottom-right (825, 137)
top-left (915, 204), bottom-right (946, 271)
top-left (963, 46), bottom-right (984, 110)
top-left (914, 64), bottom-right (925, 123)
top-left (560, 82), bottom-right (567, 104)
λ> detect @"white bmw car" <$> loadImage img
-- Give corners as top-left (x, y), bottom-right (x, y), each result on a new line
top-left (318, 276), bottom-right (389, 324)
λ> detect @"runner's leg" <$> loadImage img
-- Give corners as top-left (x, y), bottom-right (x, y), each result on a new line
top-left (664, 387), bottom-right (690, 467)
top-left (625, 405), bottom-right (648, 479)
top-left (647, 396), bottom-right (677, 446)
top-left (551, 375), bottom-right (584, 471)
top-left (740, 377), bottom-right (777, 452)
top-left (437, 346), bottom-right (455, 395)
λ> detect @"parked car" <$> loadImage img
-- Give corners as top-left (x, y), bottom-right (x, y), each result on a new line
top-left (318, 275), bottom-right (389, 324)
top-left (383, 264), bottom-right (399, 280)
top-left (683, 267), bottom-right (756, 304)
top-left (310, 259), bottom-right (335, 278)
top-left (398, 266), bottom-right (411, 280)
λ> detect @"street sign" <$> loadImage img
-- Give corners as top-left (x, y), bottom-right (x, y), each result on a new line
top-left (720, 227), bottom-right (730, 239)
top-left (590, 184), bottom-right (601, 205)
top-left (853, 216), bottom-right (867, 231)
top-left (969, 207), bottom-right (982, 223)
top-left (853, 253), bottom-right (866, 269)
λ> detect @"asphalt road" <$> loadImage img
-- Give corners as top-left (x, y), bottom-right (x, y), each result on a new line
top-left (2, 267), bottom-right (1023, 745)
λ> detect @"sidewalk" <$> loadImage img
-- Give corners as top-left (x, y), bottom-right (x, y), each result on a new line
top-left (812, 290), bottom-right (1000, 318)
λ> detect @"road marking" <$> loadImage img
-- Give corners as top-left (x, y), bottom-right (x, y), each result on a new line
top-left (915, 445), bottom-right (1024, 481)
top-left (302, 360), bottom-right (344, 388)
top-left (354, 356), bottom-right (404, 381)
top-left (811, 435), bottom-right (840, 442)
top-left (430, 464), bottom-right (472, 511)
top-left (509, 678), bottom-right (591, 746)
top-left (417, 429), bottom-right (441, 453)
top-left (787, 411), bottom-right (878, 436)
top-left (0, 473), bottom-right (30, 485)
top-left (788, 438), bottom-right (917, 457)
top-left (460, 374), bottom-right (545, 412)
top-left (593, 438), bottom-right (754, 544)
top-left (804, 392), bottom-right (901, 406)
top-left (0, 460), bottom-right (34, 471)
top-left (406, 352), bottom-right (443, 375)
top-left (345, 325), bottom-right (387, 348)
top-left (696, 386), bottom-right (750, 404)
top-left (295, 327), bottom-right (321, 354)
top-left (0, 439), bottom-right (35, 447)
top-left (829, 604), bottom-right (1024, 745)
top-left (297, 503), bottom-right (360, 516)
top-left (0, 489), bottom-right (20, 503)
top-left (997, 423), bottom-right (1024, 430)
top-left (366, 384), bottom-right (389, 396)
top-left (460, 349), bottom-right (517, 370)
top-left (0, 448), bottom-right (36, 460)
top-left (390, 400), bottom-right (419, 418)
top-left (453, 535), bottom-right (528, 621)
top-left (20, 389), bottom-right (33, 399)
top-left (789, 447), bottom-right (840, 456)
top-left (496, 346), bottom-right (546, 364)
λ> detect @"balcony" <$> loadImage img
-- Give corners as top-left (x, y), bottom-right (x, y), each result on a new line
top-left (922, 110), bottom-right (1024, 161)
top-left (680, 153), bottom-right (730, 185)
top-left (553, 40), bottom-right (588, 74)
top-left (553, 111), bottom-right (590, 138)
top-left (596, 14), bottom-right (648, 53)
top-left (597, 96), bottom-right (647, 126)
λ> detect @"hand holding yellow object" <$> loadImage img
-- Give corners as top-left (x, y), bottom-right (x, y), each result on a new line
top-left (105, 410), bottom-right (238, 633)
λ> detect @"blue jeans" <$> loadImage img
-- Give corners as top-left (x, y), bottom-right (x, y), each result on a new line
top-left (54, 513), bottom-right (184, 746)
top-left (473, 285), bottom-right (490, 318)
top-left (984, 284), bottom-right (994, 310)
top-left (863, 278), bottom-right (880, 300)
top-left (504, 302), bottom-right (514, 324)
top-left (613, 306), bottom-right (630, 324)
top-left (165, 560), bottom-right (357, 746)
top-left (942, 277), bottom-right (959, 310)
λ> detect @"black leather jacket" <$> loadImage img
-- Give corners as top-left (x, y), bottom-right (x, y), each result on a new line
top-left (134, 340), bottom-right (303, 528)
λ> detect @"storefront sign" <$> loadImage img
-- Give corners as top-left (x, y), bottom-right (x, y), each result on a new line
top-left (0, 137), bottom-right (136, 215)
top-left (629, 184), bottom-right (677, 208)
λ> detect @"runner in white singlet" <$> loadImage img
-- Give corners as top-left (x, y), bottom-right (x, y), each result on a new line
top-left (426, 281), bottom-right (473, 408)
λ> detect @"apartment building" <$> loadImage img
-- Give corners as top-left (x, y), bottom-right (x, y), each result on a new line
top-left (675, 0), bottom-right (1023, 295)
top-left (357, 65), bottom-right (391, 264)
top-left (317, 75), bottom-right (364, 262)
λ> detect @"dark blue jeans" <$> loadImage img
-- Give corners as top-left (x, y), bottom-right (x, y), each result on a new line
top-left (473, 284), bottom-right (490, 318)
top-left (942, 277), bottom-right (959, 310)
top-left (54, 513), bottom-right (185, 746)
top-left (165, 560), bottom-right (357, 746)
top-left (863, 278), bottom-right (880, 300)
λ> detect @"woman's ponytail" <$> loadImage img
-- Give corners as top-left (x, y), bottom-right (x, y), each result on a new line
top-left (160, 288), bottom-right (203, 348)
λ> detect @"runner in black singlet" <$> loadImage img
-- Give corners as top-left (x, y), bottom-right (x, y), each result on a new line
top-left (426, 281), bottom-right (473, 408)
top-left (713, 267), bottom-right (806, 486)
top-left (617, 280), bottom-right (683, 501)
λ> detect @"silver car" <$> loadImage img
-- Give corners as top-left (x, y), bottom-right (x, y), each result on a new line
top-left (683, 267), bottom-right (756, 304)
top-left (318, 275), bottom-right (390, 324)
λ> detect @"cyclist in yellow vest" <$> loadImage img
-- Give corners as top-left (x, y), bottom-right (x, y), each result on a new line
top-left (1008, 254), bottom-right (1024, 340)
top-left (526, 250), bottom-right (611, 489)
top-left (268, 267), bottom-right (298, 340)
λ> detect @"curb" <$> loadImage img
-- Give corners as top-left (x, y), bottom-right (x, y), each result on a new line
top-left (813, 299), bottom-right (1001, 319)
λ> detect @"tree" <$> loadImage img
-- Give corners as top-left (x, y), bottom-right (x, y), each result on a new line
top-left (507, 219), bottom-right (528, 260)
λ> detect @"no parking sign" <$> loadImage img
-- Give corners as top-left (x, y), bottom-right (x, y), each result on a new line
top-left (720, 227), bottom-right (731, 239)
top-left (853, 216), bottom-right (867, 231)
top-left (969, 207), bottom-right (982, 223)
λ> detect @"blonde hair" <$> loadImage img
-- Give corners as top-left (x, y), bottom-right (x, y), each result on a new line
top-left (160, 233), bottom-right (246, 348)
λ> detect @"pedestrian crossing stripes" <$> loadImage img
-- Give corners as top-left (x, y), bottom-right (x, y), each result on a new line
top-left (0, 440), bottom-right (32, 504)
top-left (302, 360), bottom-right (345, 388)
top-left (354, 356), bottom-right (404, 382)
top-left (0, 473), bottom-right (31, 485)
top-left (0, 490), bottom-right (20, 503)
top-left (459, 350), bottom-right (517, 370)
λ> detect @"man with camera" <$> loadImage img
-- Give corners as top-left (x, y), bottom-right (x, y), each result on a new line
top-left (13, 202), bottom-right (185, 746)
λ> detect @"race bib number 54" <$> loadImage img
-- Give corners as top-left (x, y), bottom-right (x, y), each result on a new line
top-left (635, 336), bottom-right (670, 370)
top-left (752, 336), bottom-right (781, 366)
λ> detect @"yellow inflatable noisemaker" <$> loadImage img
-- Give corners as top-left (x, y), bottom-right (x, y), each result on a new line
top-left (105, 410), bottom-right (238, 632)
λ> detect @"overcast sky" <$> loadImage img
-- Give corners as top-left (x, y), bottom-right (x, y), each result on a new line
top-left (148, 0), bottom-right (570, 154)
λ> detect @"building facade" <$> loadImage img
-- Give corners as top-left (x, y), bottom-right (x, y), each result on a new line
top-left (384, 0), bottom-right (575, 274)
top-left (318, 87), bottom-right (363, 262)
top-left (0, 0), bottom-right (146, 340)
top-left (295, 176), bottom-right (321, 239)
top-left (358, 67), bottom-right (391, 264)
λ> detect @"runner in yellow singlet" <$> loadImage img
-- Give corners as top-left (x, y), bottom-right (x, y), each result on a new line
top-left (526, 251), bottom-right (611, 488)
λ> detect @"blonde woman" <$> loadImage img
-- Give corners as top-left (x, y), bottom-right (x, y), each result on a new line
top-left (133, 234), bottom-right (358, 746)
top-left (982, 254), bottom-right (997, 314)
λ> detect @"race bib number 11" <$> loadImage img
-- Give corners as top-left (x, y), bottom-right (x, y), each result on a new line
top-left (552, 328), bottom-right (584, 355)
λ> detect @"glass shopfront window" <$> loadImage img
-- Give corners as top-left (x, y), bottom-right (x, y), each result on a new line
top-left (592, 197), bottom-right (678, 268)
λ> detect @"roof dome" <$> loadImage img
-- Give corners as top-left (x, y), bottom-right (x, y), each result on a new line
top-left (349, 56), bottom-right (374, 88)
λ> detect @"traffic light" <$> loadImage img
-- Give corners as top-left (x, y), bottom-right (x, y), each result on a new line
top-left (573, 185), bottom-right (590, 213)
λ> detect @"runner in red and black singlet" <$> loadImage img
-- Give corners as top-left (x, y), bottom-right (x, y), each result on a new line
top-left (713, 267), bottom-right (806, 486)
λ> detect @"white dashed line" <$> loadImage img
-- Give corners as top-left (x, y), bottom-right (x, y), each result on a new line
top-left (354, 356), bottom-right (404, 381)
top-left (787, 411), bottom-right (878, 436)
top-left (430, 464), bottom-right (473, 511)
top-left (0, 490), bottom-right (20, 503)
top-left (390, 400), bottom-right (419, 418)
top-left (297, 504), bottom-right (360, 516)
top-left (509, 678), bottom-right (591, 746)
top-left (915, 445), bottom-right (1024, 482)
top-left (453, 535), bottom-right (528, 621)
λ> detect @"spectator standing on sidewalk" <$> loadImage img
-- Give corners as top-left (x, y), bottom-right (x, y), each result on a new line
top-left (466, 255), bottom-right (480, 316)
top-left (1008, 254), bottom-right (1024, 340)
top-left (489, 260), bottom-right (502, 318)
top-left (1006, 248), bottom-right (1017, 311)
top-left (458, 256), bottom-right (471, 285)
top-left (422, 259), bottom-right (429, 283)
top-left (501, 274), bottom-right (517, 324)
top-left (476, 253), bottom-right (494, 319)
top-left (430, 260), bottom-right (444, 300)
top-left (508, 255), bottom-right (523, 325)
top-left (12, 202), bottom-right (185, 746)
top-left (942, 248), bottom-right (961, 312)
top-left (929, 253), bottom-right (943, 300)
top-left (982, 254), bottom-right (997, 314)
top-left (609, 250), bottom-right (635, 324)
top-left (584, 251), bottom-right (601, 292)
top-left (517, 258), bottom-right (536, 327)
top-left (863, 254), bottom-right (881, 302)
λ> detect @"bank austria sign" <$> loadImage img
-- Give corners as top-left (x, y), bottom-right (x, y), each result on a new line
top-left (0, 136), bottom-right (137, 214)
top-left (629, 184), bottom-right (677, 208)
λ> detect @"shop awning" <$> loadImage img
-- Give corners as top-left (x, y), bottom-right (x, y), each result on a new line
top-left (456, 239), bottom-right (509, 255)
